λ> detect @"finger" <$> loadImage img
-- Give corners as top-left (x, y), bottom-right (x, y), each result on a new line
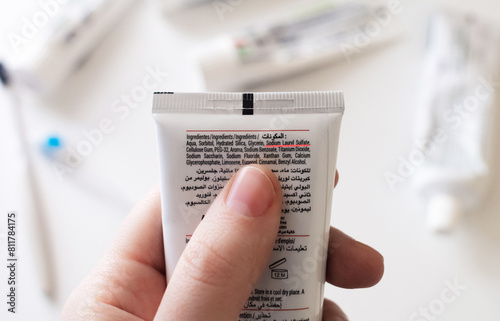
top-left (62, 186), bottom-right (166, 321)
top-left (155, 165), bottom-right (282, 321)
top-left (326, 227), bottom-right (384, 289)
top-left (109, 185), bottom-right (165, 273)
top-left (322, 299), bottom-right (349, 321)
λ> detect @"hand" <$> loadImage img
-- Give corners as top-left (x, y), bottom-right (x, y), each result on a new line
top-left (62, 165), bottom-right (384, 321)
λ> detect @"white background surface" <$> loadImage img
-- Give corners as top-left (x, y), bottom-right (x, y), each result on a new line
top-left (1, 0), bottom-right (500, 320)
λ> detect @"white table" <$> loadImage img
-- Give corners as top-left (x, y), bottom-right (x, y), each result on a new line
top-left (1, 0), bottom-right (499, 320)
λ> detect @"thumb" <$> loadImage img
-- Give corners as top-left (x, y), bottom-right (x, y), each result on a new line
top-left (155, 165), bottom-right (282, 321)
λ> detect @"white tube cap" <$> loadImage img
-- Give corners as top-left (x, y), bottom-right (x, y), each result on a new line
top-left (427, 194), bottom-right (463, 233)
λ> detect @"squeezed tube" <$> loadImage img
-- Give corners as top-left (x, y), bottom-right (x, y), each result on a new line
top-left (153, 92), bottom-right (344, 321)
top-left (413, 11), bottom-right (500, 232)
top-left (158, 0), bottom-right (212, 12)
top-left (11, 0), bottom-right (136, 95)
top-left (198, 1), bottom-right (401, 91)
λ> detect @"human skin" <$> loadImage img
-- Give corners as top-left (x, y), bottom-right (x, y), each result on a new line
top-left (62, 166), bottom-right (384, 321)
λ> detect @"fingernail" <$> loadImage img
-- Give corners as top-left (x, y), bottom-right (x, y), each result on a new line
top-left (225, 166), bottom-right (276, 217)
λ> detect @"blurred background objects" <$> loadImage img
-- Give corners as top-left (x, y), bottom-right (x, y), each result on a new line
top-left (0, 0), bottom-right (499, 320)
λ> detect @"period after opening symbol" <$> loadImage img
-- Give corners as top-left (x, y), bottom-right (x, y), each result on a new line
top-left (269, 258), bottom-right (288, 279)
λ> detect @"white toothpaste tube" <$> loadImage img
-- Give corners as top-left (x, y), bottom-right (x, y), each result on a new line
top-left (157, 0), bottom-right (212, 12)
top-left (153, 92), bottom-right (344, 320)
top-left (9, 0), bottom-right (136, 95)
top-left (198, 1), bottom-right (402, 91)
top-left (413, 11), bottom-right (500, 232)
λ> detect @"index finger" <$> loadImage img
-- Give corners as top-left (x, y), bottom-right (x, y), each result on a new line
top-left (326, 227), bottom-right (384, 288)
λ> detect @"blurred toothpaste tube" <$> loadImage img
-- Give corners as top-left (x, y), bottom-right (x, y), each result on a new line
top-left (413, 11), bottom-right (500, 232)
top-left (198, 1), bottom-right (402, 91)
top-left (9, 0), bottom-right (136, 95)
top-left (158, 0), bottom-right (212, 12)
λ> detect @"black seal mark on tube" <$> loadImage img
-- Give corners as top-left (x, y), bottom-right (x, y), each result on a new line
top-left (243, 93), bottom-right (254, 115)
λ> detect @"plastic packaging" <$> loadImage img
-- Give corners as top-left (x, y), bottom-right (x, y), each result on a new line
top-left (413, 11), bottom-right (500, 232)
top-left (158, 0), bottom-right (212, 12)
top-left (198, 1), bottom-right (401, 91)
top-left (153, 91), bottom-right (344, 320)
top-left (9, 0), bottom-right (136, 95)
